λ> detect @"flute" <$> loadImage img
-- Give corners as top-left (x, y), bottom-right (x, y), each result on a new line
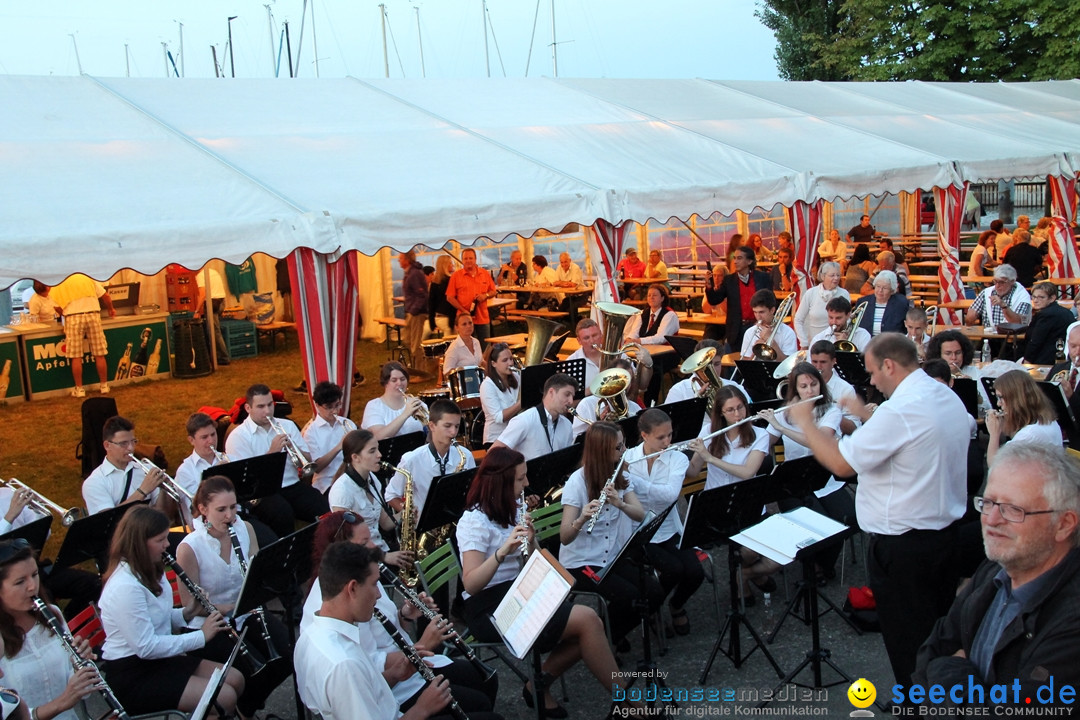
top-left (586, 457), bottom-right (625, 535)
top-left (372, 608), bottom-right (469, 720)
top-left (517, 490), bottom-right (530, 560)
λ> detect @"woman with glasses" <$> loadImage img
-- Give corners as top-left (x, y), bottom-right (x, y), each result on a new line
top-left (361, 362), bottom-right (427, 441)
top-left (0, 539), bottom-right (97, 720)
top-left (302, 512), bottom-right (498, 716)
top-left (328, 429), bottom-right (410, 567)
top-left (559, 422), bottom-right (662, 649)
top-left (98, 506), bottom-right (242, 717)
top-left (174, 476), bottom-right (293, 720)
top-left (986, 370), bottom-right (1063, 466)
top-left (478, 343), bottom-right (522, 447)
top-left (1021, 282), bottom-right (1074, 365)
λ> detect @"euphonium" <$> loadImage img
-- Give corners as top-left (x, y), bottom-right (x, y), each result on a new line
top-left (399, 387), bottom-right (430, 424)
top-left (835, 303), bottom-right (868, 353)
top-left (384, 460), bottom-right (420, 587)
top-left (752, 293), bottom-right (795, 361)
top-left (0, 478), bottom-right (83, 527)
top-left (680, 347), bottom-right (722, 414)
top-left (267, 417), bottom-right (317, 483)
top-left (593, 301), bottom-right (640, 370)
top-left (588, 367), bottom-right (632, 420)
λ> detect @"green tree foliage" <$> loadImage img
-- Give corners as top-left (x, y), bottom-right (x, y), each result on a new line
top-left (758, 0), bottom-right (1080, 81)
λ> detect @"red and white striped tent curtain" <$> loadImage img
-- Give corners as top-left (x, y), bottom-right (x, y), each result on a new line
top-left (1047, 175), bottom-right (1080, 280)
top-left (587, 219), bottom-right (632, 307)
top-left (784, 200), bottom-right (823, 311)
top-left (934, 183), bottom-right (969, 326)
top-left (288, 248), bottom-right (360, 414)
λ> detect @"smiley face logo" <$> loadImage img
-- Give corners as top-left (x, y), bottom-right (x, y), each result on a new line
top-left (848, 678), bottom-right (876, 709)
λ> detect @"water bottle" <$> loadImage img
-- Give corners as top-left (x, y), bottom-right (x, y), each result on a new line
top-left (981, 339), bottom-right (991, 365)
top-left (762, 592), bottom-right (775, 633)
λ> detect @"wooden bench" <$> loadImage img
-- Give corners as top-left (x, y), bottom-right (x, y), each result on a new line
top-left (255, 321), bottom-right (295, 351)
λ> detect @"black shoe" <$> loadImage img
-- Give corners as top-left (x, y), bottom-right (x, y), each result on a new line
top-left (522, 676), bottom-right (569, 718)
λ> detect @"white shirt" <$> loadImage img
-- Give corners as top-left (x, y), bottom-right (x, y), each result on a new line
top-left (624, 308), bottom-right (680, 346)
top-left (623, 445), bottom-right (689, 543)
top-left (328, 472), bottom-right (390, 551)
top-left (794, 285), bottom-right (850, 348)
top-left (816, 240), bottom-right (848, 265)
top-left (555, 262), bottom-right (583, 287)
top-left (766, 404), bottom-right (846, 498)
top-left (27, 292), bottom-right (58, 322)
top-left (177, 520), bottom-right (250, 628)
top-left (174, 450), bottom-right (224, 530)
top-left (740, 322), bottom-right (798, 359)
top-left (442, 335), bottom-right (485, 377)
top-left (565, 348), bottom-right (602, 391)
top-left (0, 487), bottom-right (41, 535)
top-left (0, 612), bottom-right (79, 720)
top-left (1010, 421), bottom-right (1064, 449)
top-left (704, 426), bottom-right (772, 490)
top-left (296, 614), bottom-right (400, 720)
top-left (195, 267), bottom-right (227, 300)
top-left (560, 468), bottom-right (640, 570)
top-left (224, 415), bottom-right (311, 490)
top-left (837, 369), bottom-right (968, 535)
top-left (456, 506), bottom-right (527, 597)
top-left (534, 266), bottom-right (558, 286)
top-left (100, 562), bottom-right (206, 661)
top-left (497, 405), bottom-right (574, 461)
top-left (384, 442), bottom-right (476, 518)
top-left (479, 375), bottom-right (519, 444)
top-left (82, 457), bottom-right (154, 515)
top-left (361, 397), bottom-right (425, 438)
top-left (302, 413), bottom-right (357, 493)
top-left (665, 377), bottom-right (750, 405)
top-left (571, 394), bottom-right (643, 436)
top-left (810, 325), bottom-right (872, 353)
top-left (824, 372), bottom-right (861, 431)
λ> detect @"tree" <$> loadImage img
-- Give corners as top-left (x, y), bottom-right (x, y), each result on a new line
top-left (755, 0), bottom-right (848, 80)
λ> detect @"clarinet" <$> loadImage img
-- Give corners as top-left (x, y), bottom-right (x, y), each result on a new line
top-left (31, 597), bottom-right (132, 720)
top-left (371, 608), bottom-right (469, 720)
top-left (225, 522), bottom-right (282, 668)
top-left (377, 564), bottom-right (496, 684)
top-left (161, 551), bottom-right (268, 675)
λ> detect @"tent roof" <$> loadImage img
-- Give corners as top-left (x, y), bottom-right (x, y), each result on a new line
top-left (3, 75), bottom-right (1080, 286)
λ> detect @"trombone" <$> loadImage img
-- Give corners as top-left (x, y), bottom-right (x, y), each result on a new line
top-left (834, 303), bottom-right (868, 353)
top-left (752, 293), bottom-right (796, 361)
top-left (268, 417), bottom-right (317, 482)
top-left (0, 478), bottom-right (83, 527)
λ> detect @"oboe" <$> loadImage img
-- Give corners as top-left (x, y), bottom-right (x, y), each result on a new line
top-left (32, 597), bottom-right (131, 720)
top-left (517, 490), bottom-right (529, 560)
top-left (225, 522), bottom-right (282, 668)
top-left (586, 458), bottom-right (625, 535)
top-left (377, 564), bottom-right (497, 684)
top-left (160, 551), bottom-right (268, 675)
top-left (371, 608), bottom-right (469, 720)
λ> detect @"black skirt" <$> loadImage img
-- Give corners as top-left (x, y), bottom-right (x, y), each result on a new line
top-left (101, 653), bottom-right (203, 716)
top-left (463, 579), bottom-right (572, 654)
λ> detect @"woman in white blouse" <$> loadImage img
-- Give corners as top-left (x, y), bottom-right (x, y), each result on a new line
top-left (794, 262), bottom-right (848, 349)
top-left (817, 229), bottom-right (848, 272)
top-left (459, 447), bottom-right (619, 718)
top-left (623, 409), bottom-right (702, 636)
top-left (328, 429), bottom-right (411, 567)
top-left (99, 506), bottom-right (242, 717)
top-left (688, 387), bottom-right (778, 601)
top-left (478, 343), bottom-right (522, 447)
top-left (361, 361), bottom-right (427, 440)
top-left (986, 370), bottom-right (1064, 466)
top-left (559, 422), bottom-right (662, 648)
top-left (175, 476), bottom-right (292, 719)
top-left (0, 539), bottom-right (96, 720)
top-left (442, 312), bottom-right (486, 377)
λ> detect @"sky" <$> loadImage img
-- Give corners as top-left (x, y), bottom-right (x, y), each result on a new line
top-left (0, 0), bottom-right (780, 80)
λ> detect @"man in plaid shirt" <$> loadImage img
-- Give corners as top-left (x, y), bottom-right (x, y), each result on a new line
top-left (965, 264), bottom-right (1031, 330)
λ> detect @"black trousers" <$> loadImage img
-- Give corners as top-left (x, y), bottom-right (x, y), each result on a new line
top-left (399, 657), bottom-right (498, 714)
top-left (867, 523), bottom-right (961, 691)
top-left (251, 482), bottom-right (329, 538)
top-left (42, 563), bottom-right (102, 620)
top-left (645, 537), bottom-right (704, 610)
top-left (197, 610), bottom-right (293, 717)
top-left (570, 558), bottom-right (664, 644)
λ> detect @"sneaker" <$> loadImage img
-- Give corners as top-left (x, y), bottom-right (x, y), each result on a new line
top-left (71, 386), bottom-right (86, 398)
top-left (99, 383), bottom-right (110, 394)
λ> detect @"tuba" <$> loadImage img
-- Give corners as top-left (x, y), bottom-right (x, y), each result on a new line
top-left (752, 293), bottom-right (795, 361)
top-left (679, 347), bottom-right (722, 415)
top-left (835, 303), bottom-right (868, 353)
top-left (523, 315), bottom-right (563, 367)
top-left (593, 301), bottom-right (640, 370)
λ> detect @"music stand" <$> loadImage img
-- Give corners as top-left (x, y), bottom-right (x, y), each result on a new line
top-left (56, 502), bottom-right (145, 571)
top-left (1037, 381), bottom-right (1080, 447)
top-left (832, 352), bottom-right (869, 389)
top-left (415, 467), bottom-right (476, 537)
top-left (205, 455), bottom-right (286, 504)
top-left (981, 377), bottom-right (1000, 409)
top-left (664, 334), bottom-right (699, 361)
top-left (520, 358), bottom-right (586, 409)
top-left (525, 444), bottom-right (584, 502)
top-left (655, 397), bottom-right (707, 444)
top-left (615, 413), bottom-right (640, 447)
top-left (235, 522), bottom-right (317, 720)
top-left (0, 515), bottom-right (52, 551)
top-left (773, 456), bottom-right (833, 502)
top-left (190, 627), bottom-right (246, 720)
top-left (735, 360), bottom-right (781, 403)
top-left (749, 398), bottom-right (784, 415)
top-left (681, 476), bottom-right (786, 684)
top-left (951, 377), bottom-right (979, 420)
top-left (378, 431), bottom-right (426, 468)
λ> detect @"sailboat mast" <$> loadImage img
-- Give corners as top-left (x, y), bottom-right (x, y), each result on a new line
top-left (550, 0), bottom-right (558, 77)
top-left (311, 0), bottom-right (320, 77)
top-left (69, 34), bottom-right (83, 75)
top-left (178, 21), bottom-right (185, 77)
top-left (415, 7), bottom-right (425, 78)
top-left (482, 0), bottom-right (490, 78)
top-left (266, 6), bottom-right (276, 75)
top-left (379, 4), bottom-right (389, 78)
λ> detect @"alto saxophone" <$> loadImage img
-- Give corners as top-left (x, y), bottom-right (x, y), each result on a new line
top-left (384, 460), bottom-right (419, 587)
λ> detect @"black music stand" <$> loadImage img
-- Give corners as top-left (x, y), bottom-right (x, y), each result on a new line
top-left (525, 444), bottom-right (584, 502)
top-left (735, 360), bottom-right (781, 403)
top-left (235, 522), bottom-right (317, 720)
top-left (415, 468), bottom-right (476, 537)
top-left (981, 376), bottom-right (1000, 409)
top-left (1038, 381), bottom-right (1080, 447)
top-left (56, 502), bottom-right (145, 571)
top-left (664, 334), bottom-right (699, 362)
top-left (204, 454), bottom-right (287, 504)
top-left (378, 431), bottom-right (427, 471)
top-left (655, 397), bottom-right (707, 444)
top-left (952, 377), bottom-right (979, 420)
top-left (681, 477), bottom-right (785, 684)
top-left (520, 358), bottom-right (586, 409)
top-left (191, 627), bottom-right (246, 720)
top-left (0, 515), bottom-right (52, 552)
top-left (832, 352), bottom-right (869, 389)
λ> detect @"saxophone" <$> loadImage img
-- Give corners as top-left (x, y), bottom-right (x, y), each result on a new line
top-left (384, 460), bottom-right (419, 587)
top-left (416, 442), bottom-right (469, 563)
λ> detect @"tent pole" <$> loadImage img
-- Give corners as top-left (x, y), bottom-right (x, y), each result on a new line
top-left (203, 267), bottom-right (218, 370)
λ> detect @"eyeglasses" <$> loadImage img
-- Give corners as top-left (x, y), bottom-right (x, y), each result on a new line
top-left (333, 511), bottom-right (360, 540)
top-left (0, 538), bottom-right (31, 565)
top-left (107, 438), bottom-right (139, 448)
top-left (973, 496), bottom-right (1056, 523)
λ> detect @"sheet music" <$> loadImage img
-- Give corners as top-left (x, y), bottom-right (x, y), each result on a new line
top-left (191, 668), bottom-right (223, 720)
top-left (731, 507), bottom-right (846, 566)
top-left (491, 550), bottom-right (573, 659)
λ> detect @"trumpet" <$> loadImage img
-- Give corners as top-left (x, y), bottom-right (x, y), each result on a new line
top-left (0, 478), bottom-right (83, 527)
top-left (211, 446), bottom-right (230, 464)
top-left (399, 387), bottom-right (430, 424)
top-left (126, 454), bottom-right (194, 506)
top-left (268, 417), bottom-right (317, 483)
